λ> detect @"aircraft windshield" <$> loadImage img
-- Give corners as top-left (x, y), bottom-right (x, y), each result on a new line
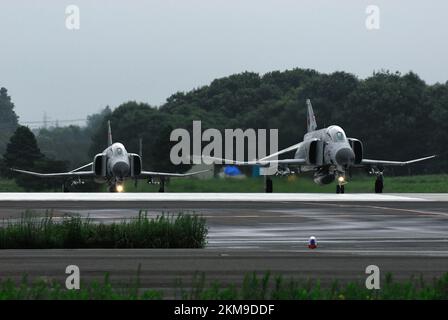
top-left (328, 127), bottom-right (346, 142)
top-left (335, 132), bottom-right (345, 141)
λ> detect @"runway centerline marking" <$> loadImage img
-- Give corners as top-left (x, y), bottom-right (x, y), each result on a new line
top-left (300, 202), bottom-right (448, 218)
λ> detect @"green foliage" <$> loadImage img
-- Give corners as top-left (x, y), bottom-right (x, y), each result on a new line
top-left (176, 271), bottom-right (448, 300)
top-left (2, 126), bottom-right (68, 191)
top-left (37, 126), bottom-right (91, 169)
top-left (0, 274), bottom-right (163, 300)
top-left (86, 69), bottom-right (447, 175)
top-left (3, 126), bottom-right (45, 190)
top-left (0, 87), bottom-right (19, 156)
top-left (0, 211), bottom-right (208, 249)
top-left (1, 272), bottom-right (447, 300)
top-left (3, 126), bottom-right (43, 170)
top-left (2, 69), bottom-right (448, 179)
top-left (36, 107), bottom-right (111, 169)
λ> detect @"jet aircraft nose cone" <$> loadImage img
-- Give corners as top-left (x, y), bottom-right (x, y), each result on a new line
top-left (112, 161), bottom-right (129, 177)
top-left (335, 148), bottom-right (355, 166)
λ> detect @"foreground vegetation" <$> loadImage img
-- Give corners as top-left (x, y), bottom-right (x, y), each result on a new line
top-left (1, 272), bottom-right (447, 300)
top-left (0, 211), bottom-right (207, 249)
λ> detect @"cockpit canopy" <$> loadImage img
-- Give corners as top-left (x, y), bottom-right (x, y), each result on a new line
top-left (107, 143), bottom-right (127, 157)
top-left (326, 126), bottom-right (347, 142)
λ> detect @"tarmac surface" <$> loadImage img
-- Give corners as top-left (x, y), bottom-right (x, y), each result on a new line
top-left (0, 193), bottom-right (447, 290)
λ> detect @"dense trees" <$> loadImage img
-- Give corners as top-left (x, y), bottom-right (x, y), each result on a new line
top-left (0, 87), bottom-right (19, 156)
top-left (1, 68), bottom-right (448, 187)
top-left (91, 69), bottom-right (446, 175)
top-left (3, 126), bottom-right (68, 191)
top-left (37, 106), bottom-right (112, 169)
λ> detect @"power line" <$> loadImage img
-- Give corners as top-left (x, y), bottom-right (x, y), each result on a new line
top-left (0, 118), bottom-right (88, 131)
top-left (20, 118), bottom-right (87, 125)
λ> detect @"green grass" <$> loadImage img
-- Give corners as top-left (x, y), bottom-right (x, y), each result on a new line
top-left (0, 211), bottom-right (208, 249)
top-left (1, 174), bottom-right (448, 193)
top-left (182, 272), bottom-right (448, 300)
top-left (1, 272), bottom-right (448, 300)
top-left (126, 174), bottom-right (448, 193)
top-left (0, 178), bottom-right (24, 192)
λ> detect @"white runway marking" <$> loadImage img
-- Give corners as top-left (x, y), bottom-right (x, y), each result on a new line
top-left (0, 192), bottom-right (444, 202)
top-left (301, 202), bottom-right (448, 218)
top-left (265, 249), bottom-right (448, 257)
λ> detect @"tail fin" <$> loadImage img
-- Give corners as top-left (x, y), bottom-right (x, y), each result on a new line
top-left (107, 120), bottom-right (113, 146)
top-left (306, 99), bottom-right (317, 132)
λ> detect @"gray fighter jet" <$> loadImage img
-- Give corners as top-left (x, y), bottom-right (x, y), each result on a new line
top-left (207, 99), bottom-right (436, 193)
top-left (11, 121), bottom-right (207, 192)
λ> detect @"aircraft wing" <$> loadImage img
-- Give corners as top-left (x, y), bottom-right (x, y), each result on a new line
top-left (70, 162), bottom-right (93, 172)
top-left (139, 169), bottom-right (210, 178)
top-left (358, 155), bottom-right (436, 167)
top-left (202, 156), bottom-right (307, 167)
top-left (259, 142), bottom-right (302, 161)
top-left (11, 168), bottom-right (95, 177)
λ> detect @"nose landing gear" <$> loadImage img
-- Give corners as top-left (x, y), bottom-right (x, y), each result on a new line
top-left (336, 175), bottom-right (346, 194)
top-left (108, 181), bottom-right (124, 192)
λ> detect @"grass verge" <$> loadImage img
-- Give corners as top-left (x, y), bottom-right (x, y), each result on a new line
top-left (1, 272), bottom-right (447, 300)
top-left (125, 174), bottom-right (448, 193)
top-left (1, 174), bottom-right (448, 193)
top-left (0, 211), bottom-right (208, 249)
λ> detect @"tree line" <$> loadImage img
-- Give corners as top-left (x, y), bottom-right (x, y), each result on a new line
top-left (1, 68), bottom-right (448, 190)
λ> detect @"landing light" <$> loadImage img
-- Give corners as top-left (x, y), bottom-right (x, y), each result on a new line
top-left (116, 185), bottom-right (124, 192)
top-left (308, 236), bottom-right (317, 249)
top-left (338, 176), bottom-right (345, 183)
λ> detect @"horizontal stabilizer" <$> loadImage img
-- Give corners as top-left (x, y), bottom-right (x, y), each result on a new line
top-left (11, 168), bottom-right (94, 177)
top-left (360, 155), bottom-right (437, 167)
top-left (139, 169), bottom-right (210, 178)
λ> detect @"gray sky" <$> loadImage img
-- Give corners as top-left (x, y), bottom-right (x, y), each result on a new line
top-left (1, 0), bottom-right (447, 125)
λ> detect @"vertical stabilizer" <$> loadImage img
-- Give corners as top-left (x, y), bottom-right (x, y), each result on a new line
top-left (107, 120), bottom-right (113, 146)
top-left (306, 99), bottom-right (317, 132)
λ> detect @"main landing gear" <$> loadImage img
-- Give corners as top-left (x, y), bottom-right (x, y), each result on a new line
top-left (158, 177), bottom-right (165, 193)
top-left (62, 178), bottom-right (84, 192)
top-left (146, 177), bottom-right (166, 192)
top-left (374, 173), bottom-right (384, 193)
top-left (265, 176), bottom-right (273, 193)
top-left (368, 167), bottom-right (384, 193)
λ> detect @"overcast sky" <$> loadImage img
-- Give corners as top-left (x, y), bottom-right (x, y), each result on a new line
top-left (0, 0), bottom-right (447, 125)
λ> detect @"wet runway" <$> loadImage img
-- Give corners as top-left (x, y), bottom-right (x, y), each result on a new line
top-left (0, 193), bottom-right (447, 288)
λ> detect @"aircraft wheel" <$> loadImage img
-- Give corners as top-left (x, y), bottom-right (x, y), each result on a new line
top-left (336, 185), bottom-right (341, 194)
top-left (340, 185), bottom-right (345, 194)
top-left (375, 178), bottom-right (383, 193)
top-left (108, 185), bottom-right (117, 193)
top-left (265, 177), bottom-right (273, 193)
top-left (158, 178), bottom-right (165, 193)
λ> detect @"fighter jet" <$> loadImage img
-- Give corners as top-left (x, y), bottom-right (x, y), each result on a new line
top-left (11, 121), bottom-right (207, 192)
top-left (205, 99), bottom-right (436, 193)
